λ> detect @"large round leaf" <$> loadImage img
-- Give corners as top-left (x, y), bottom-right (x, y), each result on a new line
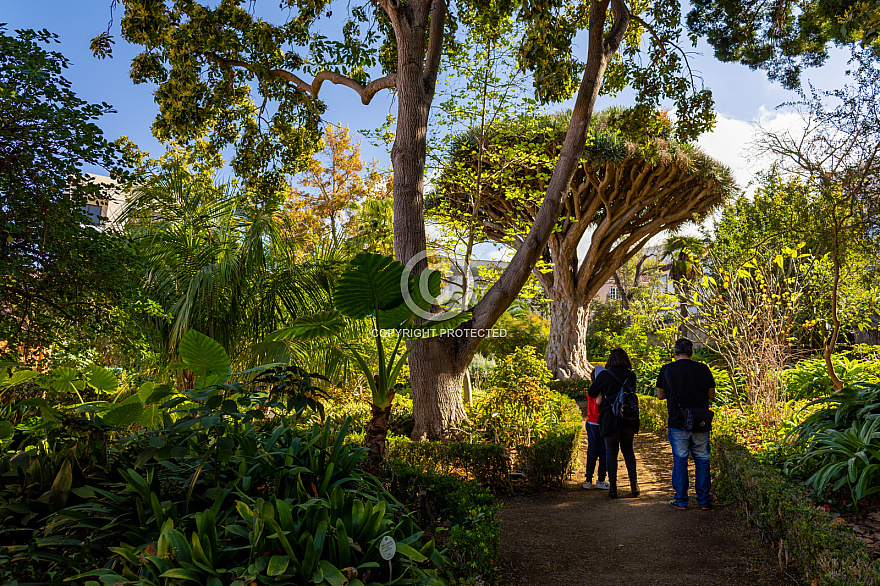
top-left (0, 420), bottom-right (13, 446)
top-left (103, 401), bottom-right (145, 428)
top-left (334, 253), bottom-right (409, 319)
top-left (375, 268), bottom-right (444, 330)
top-left (178, 329), bottom-right (232, 383)
top-left (87, 365), bottom-right (118, 394)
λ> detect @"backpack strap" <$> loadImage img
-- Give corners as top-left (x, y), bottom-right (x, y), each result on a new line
top-left (605, 369), bottom-right (623, 385)
top-left (663, 368), bottom-right (689, 414)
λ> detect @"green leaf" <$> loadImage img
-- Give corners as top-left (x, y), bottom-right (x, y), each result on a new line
top-left (317, 560), bottom-right (347, 586)
top-left (0, 420), bottom-right (13, 446)
top-left (271, 310), bottom-right (346, 340)
top-left (395, 541), bottom-right (427, 561)
top-left (178, 329), bottom-right (231, 385)
top-left (267, 554), bottom-right (290, 576)
top-left (0, 368), bottom-right (40, 392)
top-left (86, 365), bottom-right (118, 393)
top-left (103, 401), bottom-right (145, 428)
top-left (50, 367), bottom-right (82, 396)
top-left (49, 459), bottom-right (73, 509)
top-left (334, 253), bottom-right (408, 319)
top-left (159, 568), bottom-right (206, 582)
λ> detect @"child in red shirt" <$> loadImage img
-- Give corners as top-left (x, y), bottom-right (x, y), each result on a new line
top-left (583, 365), bottom-right (609, 490)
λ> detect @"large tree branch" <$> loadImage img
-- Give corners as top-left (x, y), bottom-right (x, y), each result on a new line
top-left (464, 0), bottom-right (630, 358)
top-left (423, 0), bottom-right (447, 94)
top-left (206, 53), bottom-right (396, 105)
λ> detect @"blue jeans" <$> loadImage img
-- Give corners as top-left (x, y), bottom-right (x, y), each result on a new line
top-left (585, 423), bottom-right (607, 482)
top-left (668, 428), bottom-right (711, 507)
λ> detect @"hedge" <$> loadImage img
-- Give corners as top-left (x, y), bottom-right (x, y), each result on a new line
top-left (548, 379), bottom-right (590, 400)
top-left (386, 436), bottom-right (510, 488)
top-left (517, 424), bottom-right (581, 486)
top-left (715, 437), bottom-right (880, 585)
top-left (385, 460), bottom-right (501, 585)
top-left (638, 394), bottom-right (880, 585)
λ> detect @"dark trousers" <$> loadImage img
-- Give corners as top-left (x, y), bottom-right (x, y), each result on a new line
top-left (585, 423), bottom-right (607, 482)
top-left (603, 426), bottom-right (638, 488)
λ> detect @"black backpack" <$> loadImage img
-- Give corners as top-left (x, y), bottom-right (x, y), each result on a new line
top-left (606, 370), bottom-right (640, 420)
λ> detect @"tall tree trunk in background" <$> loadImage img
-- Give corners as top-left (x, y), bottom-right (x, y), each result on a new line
top-left (546, 267), bottom-right (592, 378)
top-left (409, 337), bottom-right (469, 440)
top-left (823, 203), bottom-right (845, 391)
top-left (547, 294), bottom-right (591, 378)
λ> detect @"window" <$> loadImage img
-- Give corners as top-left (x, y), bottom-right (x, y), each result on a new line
top-left (84, 204), bottom-right (105, 225)
top-left (608, 286), bottom-right (620, 301)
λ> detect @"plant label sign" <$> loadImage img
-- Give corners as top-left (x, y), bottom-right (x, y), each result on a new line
top-left (379, 536), bottom-right (396, 560)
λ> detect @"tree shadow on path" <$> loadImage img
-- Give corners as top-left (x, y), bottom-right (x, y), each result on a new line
top-left (498, 405), bottom-right (798, 586)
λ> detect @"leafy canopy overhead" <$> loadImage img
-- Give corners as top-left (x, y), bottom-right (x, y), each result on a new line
top-left (108, 0), bottom-right (717, 196)
top-left (688, 0), bottom-right (880, 89)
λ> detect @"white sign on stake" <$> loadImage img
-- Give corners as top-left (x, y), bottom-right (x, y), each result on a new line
top-left (379, 536), bottom-right (397, 561)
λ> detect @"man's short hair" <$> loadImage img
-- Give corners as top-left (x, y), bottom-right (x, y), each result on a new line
top-left (674, 338), bottom-right (694, 357)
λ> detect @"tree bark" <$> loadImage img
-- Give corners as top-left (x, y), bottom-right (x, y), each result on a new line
top-left (409, 336), bottom-right (469, 440)
top-left (823, 204), bottom-right (845, 391)
top-left (365, 400), bottom-right (393, 467)
top-left (546, 291), bottom-right (591, 379)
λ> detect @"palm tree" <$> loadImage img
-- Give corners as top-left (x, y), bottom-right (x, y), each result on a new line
top-left (662, 234), bottom-right (708, 334)
top-left (122, 164), bottom-right (332, 376)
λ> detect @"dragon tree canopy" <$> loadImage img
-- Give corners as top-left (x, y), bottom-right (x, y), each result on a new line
top-left (434, 107), bottom-right (739, 379)
top-left (436, 107), bottom-right (737, 255)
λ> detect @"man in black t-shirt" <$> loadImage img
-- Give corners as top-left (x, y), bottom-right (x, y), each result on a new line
top-left (656, 338), bottom-right (716, 511)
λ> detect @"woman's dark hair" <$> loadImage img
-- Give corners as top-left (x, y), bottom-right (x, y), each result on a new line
top-left (605, 348), bottom-right (632, 370)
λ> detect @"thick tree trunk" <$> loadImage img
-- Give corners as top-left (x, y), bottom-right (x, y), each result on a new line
top-left (409, 337), bottom-right (468, 440)
top-left (547, 290), bottom-right (592, 379)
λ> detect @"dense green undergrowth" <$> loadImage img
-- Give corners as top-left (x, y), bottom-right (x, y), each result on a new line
top-left (0, 332), bottom-right (503, 586)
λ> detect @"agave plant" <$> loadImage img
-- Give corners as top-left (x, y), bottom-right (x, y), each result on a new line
top-left (272, 253), bottom-right (470, 465)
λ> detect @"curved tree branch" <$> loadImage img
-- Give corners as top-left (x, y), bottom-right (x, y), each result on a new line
top-left (206, 53), bottom-right (397, 105)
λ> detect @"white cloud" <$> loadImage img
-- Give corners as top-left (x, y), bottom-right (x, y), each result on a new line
top-left (697, 108), bottom-right (807, 194)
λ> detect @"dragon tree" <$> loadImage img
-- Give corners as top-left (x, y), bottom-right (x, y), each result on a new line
top-left (437, 109), bottom-right (736, 379)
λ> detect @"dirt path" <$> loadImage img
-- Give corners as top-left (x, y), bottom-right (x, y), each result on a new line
top-left (498, 406), bottom-right (797, 586)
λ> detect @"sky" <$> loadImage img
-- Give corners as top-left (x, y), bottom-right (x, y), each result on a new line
top-left (5, 1), bottom-right (859, 259)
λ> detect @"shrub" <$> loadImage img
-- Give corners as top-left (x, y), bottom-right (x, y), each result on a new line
top-left (478, 312), bottom-right (550, 359)
top-left (472, 347), bottom-right (554, 446)
top-left (785, 382), bottom-right (880, 507)
top-left (784, 355), bottom-right (880, 400)
top-left (385, 460), bottom-right (501, 586)
top-left (716, 436), bottom-right (880, 585)
top-left (638, 394), bottom-right (667, 432)
top-left (548, 378), bottom-right (590, 399)
top-left (517, 425), bottom-right (581, 486)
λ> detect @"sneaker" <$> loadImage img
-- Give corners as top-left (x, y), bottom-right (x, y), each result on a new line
top-left (595, 480), bottom-right (611, 490)
top-left (668, 500), bottom-right (687, 510)
top-left (582, 481), bottom-right (593, 490)
top-left (699, 503), bottom-right (714, 510)
top-left (631, 484), bottom-right (640, 497)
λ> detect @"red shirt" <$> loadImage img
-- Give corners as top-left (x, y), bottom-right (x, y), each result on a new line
top-left (587, 395), bottom-right (600, 424)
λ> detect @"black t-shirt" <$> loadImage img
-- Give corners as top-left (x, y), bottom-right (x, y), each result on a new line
top-left (587, 367), bottom-right (640, 437)
top-left (656, 359), bottom-right (716, 429)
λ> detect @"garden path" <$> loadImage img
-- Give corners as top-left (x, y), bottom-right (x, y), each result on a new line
top-left (497, 403), bottom-right (796, 585)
